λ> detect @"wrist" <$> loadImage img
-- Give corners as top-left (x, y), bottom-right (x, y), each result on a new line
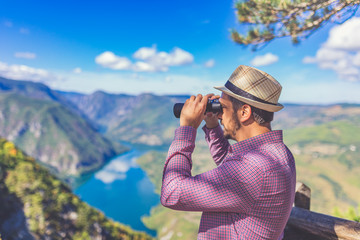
top-left (205, 124), bottom-right (219, 129)
top-left (205, 121), bottom-right (219, 129)
top-left (180, 120), bottom-right (199, 129)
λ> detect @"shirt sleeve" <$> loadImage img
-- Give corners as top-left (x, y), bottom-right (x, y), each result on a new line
top-left (202, 125), bottom-right (230, 166)
top-left (161, 126), bottom-right (263, 213)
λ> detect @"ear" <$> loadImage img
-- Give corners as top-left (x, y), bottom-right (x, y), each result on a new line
top-left (238, 104), bottom-right (252, 123)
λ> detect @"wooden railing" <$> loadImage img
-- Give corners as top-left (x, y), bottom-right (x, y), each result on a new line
top-left (284, 182), bottom-right (360, 240)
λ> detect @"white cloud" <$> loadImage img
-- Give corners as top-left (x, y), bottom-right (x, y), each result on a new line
top-left (95, 51), bottom-right (132, 70)
top-left (73, 67), bottom-right (82, 74)
top-left (324, 17), bottom-right (360, 51)
top-left (133, 61), bottom-right (159, 72)
top-left (109, 161), bottom-right (132, 172)
top-left (353, 52), bottom-right (360, 66)
top-left (314, 48), bottom-right (348, 62)
top-left (133, 46), bottom-right (157, 60)
top-left (19, 28), bottom-right (30, 34)
top-left (95, 46), bottom-right (194, 72)
top-left (204, 59), bottom-right (215, 68)
top-left (14, 52), bottom-right (36, 59)
top-left (95, 171), bottom-right (126, 183)
top-left (0, 61), bottom-right (61, 82)
top-left (303, 17), bottom-right (360, 82)
top-left (94, 158), bottom-right (137, 184)
top-left (132, 46), bottom-right (194, 72)
top-left (165, 47), bottom-right (194, 66)
top-left (251, 53), bottom-right (279, 66)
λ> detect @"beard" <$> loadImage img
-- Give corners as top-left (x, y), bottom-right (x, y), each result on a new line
top-left (223, 112), bottom-right (241, 140)
top-left (224, 128), bottom-right (235, 140)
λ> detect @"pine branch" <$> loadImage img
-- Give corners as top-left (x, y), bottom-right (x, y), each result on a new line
top-left (232, 0), bottom-right (360, 50)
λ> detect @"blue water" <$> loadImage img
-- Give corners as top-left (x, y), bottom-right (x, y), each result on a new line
top-left (74, 147), bottom-right (160, 236)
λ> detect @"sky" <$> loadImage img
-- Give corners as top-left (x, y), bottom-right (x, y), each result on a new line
top-left (1, 0), bottom-right (360, 104)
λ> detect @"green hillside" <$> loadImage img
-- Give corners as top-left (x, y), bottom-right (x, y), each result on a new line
top-left (0, 93), bottom-right (127, 182)
top-left (0, 138), bottom-right (152, 240)
top-left (284, 120), bottom-right (360, 213)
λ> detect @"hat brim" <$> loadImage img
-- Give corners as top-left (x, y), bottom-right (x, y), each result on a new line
top-left (214, 85), bottom-right (284, 112)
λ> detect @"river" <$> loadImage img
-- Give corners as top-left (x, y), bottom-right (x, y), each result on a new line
top-left (74, 144), bottom-right (164, 237)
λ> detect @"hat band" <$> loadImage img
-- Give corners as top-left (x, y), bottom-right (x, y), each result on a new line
top-left (225, 81), bottom-right (277, 106)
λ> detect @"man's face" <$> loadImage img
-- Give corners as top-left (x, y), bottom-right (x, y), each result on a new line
top-left (218, 93), bottom-right (241, 140)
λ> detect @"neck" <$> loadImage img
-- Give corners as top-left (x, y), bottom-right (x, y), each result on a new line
top-left (235, 123), bottom-right (271, 142)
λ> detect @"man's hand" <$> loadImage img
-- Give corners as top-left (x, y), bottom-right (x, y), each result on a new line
top-left (180, 94), bottom-right (209, 129)
top-left (204, 94), bottom-right (220, 129)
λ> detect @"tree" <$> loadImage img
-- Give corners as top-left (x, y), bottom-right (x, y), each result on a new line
top-left (231, 0), bottom-right (360, 50)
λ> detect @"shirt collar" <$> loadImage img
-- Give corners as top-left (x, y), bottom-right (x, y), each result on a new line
top-left (230, 130), bottom-right (283, 155)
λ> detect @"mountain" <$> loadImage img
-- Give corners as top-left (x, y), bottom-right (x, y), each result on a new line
top-left (58, 89), bottom-right (360, 215)
top-left (0, 138), bottom-right (152, 240)
top-left (274, 103), bottom-right (360, 129)
top-left (59, 90), bottom-right (189, 146)
top-left (18, 82), bottom-right (360, 238)
top-left (0, 77), bottom-right (87, 121)
top-left (55, 90), bottom-right (132, 124)
top-left (0, 92), bottom-right (127, 182)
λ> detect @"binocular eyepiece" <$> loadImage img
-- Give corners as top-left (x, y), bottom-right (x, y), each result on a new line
top-left (173, 99), bottom-right (222, 118)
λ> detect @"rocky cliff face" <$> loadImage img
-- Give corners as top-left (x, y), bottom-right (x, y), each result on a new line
top-left (0, 92), bottom-right (127, 181)
top-left (0, 138), bottom-right (152, 240)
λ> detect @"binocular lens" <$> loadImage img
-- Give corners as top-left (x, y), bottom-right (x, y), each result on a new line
top-left (173, 103), bottom-right (185, 118)
top-left (173, 99), bottom-right (222, 118)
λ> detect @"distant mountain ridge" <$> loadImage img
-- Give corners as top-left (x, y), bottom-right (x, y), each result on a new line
top-left (59, 90), bottom-right (189, 146)
top-left (57, 90), bottom-right (135, 128)
top-left (0, 77), bottom-right (87, 121)
top-left (0, 77), bottom-right (128, 183)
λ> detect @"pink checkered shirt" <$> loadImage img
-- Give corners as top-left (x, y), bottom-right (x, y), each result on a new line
top-left (161, 125), bottom-right (296, 240)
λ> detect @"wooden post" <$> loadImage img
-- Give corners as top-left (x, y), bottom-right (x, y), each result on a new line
top-left (294, 182), bottom-right (311, 210)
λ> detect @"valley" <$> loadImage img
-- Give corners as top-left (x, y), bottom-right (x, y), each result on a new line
top-left (1, 77), bottom-right (359, 239)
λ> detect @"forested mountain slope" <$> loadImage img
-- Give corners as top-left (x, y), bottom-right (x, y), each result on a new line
top-left (0, 138), bottom-right (152, 240)
top-left (0, 92), bottom-right (127, 182)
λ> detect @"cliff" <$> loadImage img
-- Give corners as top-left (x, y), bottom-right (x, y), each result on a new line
top-left (0, 138), bottom-right (152, 240)
top-left (0, 92), bottom-right (128, 183)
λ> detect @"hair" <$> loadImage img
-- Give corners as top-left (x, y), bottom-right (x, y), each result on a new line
top-left (228, 96), bottom-right (274, 124)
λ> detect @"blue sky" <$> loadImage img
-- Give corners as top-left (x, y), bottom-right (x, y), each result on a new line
top-left (1, 0), bottom-right (360, 104)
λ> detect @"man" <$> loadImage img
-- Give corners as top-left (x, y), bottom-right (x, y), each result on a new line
top-left (161, 65), bottom-right (296, 239)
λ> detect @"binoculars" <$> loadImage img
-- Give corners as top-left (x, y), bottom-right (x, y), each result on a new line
top-left (173, 99), bottom-right (222, 118)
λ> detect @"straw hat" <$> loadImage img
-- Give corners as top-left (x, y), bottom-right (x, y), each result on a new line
top-left (214, 65), bottom-right (284, 112)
